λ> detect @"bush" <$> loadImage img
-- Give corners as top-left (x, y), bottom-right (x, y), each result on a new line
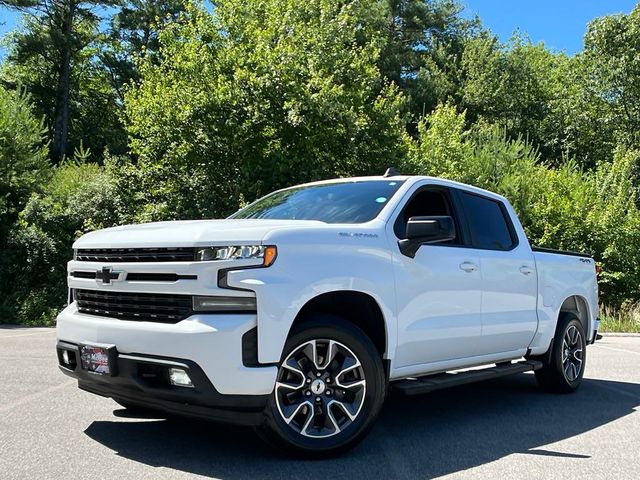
top-left (0, 159), bottom-right (124, 325)
top-left (124, 0), bottom-right (408, 221)
top-left (0, 86), bottom-right (50, 241)
top-left (525, 149), bottom-right (640, 304)
top-left (407, 104), bottom-right (640, 306)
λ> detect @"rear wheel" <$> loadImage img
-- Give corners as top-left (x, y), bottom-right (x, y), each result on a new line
top-left (535, 312), bottom-right (586, 393)
top-left (256, 316), bottom-right (386, 457)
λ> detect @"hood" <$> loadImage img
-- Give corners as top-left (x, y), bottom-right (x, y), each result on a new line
top-left (73, 219), bottom-right (325, 249)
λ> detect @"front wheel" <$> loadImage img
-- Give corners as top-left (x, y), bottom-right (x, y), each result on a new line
top-left (535, 312), bottom-right (586, 393)
top-left (256, 316), bottom-right (386, 457)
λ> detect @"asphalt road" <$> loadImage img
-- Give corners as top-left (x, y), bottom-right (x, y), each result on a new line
top-left (1, 327), bottom-right (638, 480)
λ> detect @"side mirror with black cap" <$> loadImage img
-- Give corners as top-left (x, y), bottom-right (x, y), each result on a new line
top-left (398, 216), bottom-right (456, 258)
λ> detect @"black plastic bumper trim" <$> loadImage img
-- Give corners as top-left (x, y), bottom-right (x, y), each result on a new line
top-left (56, 341), bottom-right (269, 426)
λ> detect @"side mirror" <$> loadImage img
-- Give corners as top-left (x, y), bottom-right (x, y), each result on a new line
top-left (398, 216), bottom-right (456, 258)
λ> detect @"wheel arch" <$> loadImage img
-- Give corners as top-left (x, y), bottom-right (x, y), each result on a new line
top-left (559, 294), bottom-right (590, 338)
top-left (289, 290), bottom-right (389, 360)
top-left (528, 294), bottom-right (591, 363)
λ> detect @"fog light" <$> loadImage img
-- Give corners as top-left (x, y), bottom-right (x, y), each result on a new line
top-left (169, 368), bottom-right (193, 388)
top-left (62, 350), bottom-right (70, 364)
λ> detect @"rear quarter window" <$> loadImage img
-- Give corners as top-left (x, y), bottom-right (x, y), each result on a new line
top-left (460, 192), bottom-right (516, 251)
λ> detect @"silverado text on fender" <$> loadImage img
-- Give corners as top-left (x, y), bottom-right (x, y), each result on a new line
top-left (56, 173), bottom-right (599, 456)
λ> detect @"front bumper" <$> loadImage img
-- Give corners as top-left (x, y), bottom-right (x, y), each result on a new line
top-left (56, 303), bottom-right (278, 425)
top-left (57, 341), bottom-right (268, 425)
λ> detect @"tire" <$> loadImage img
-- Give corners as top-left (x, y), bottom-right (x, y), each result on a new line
top-left (535, 312), bottom-right (586, 393)
top-left (255, 315), bottom-right (387, 457)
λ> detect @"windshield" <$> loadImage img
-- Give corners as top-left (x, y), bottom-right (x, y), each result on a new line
top-left (230, 180), bottom-right (405, 223)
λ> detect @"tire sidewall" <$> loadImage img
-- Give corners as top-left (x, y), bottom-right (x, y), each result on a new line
top-left (261, 316), bottom-right (386, 455)
top-left (552, 315), bottom-right (587, 390)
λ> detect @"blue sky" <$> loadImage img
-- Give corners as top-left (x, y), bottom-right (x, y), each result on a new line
top-left (0, 1), bottom-right (638, 58)
top-left (462, 0), bottom-right (637, 54)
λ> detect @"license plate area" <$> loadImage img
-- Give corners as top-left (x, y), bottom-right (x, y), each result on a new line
top-left (79, 343), bottom-right (118, 376)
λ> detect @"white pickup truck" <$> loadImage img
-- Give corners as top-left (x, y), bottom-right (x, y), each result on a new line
top-left (56, 173), bottom-right (599, 456)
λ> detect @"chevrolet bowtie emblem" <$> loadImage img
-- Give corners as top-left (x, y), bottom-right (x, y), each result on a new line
top-left (96, 267), bottom-right (122, 285)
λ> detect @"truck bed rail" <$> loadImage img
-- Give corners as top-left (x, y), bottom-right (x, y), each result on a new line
top-left (531, 246), bottom-right (592, 258)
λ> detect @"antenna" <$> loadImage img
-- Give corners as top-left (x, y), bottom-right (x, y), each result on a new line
top-left (383, 167), bottom-right (399, 178)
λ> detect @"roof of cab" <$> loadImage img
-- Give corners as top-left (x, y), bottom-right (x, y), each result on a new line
top-left (296, 175), bottom-right (509, 204)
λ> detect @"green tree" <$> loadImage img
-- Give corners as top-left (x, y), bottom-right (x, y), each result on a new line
top-left (101, 0), bottom-right (186, 101)
top-left (408, 103), bottom-right (640, 305)
top-left (458, 34), bottom-right (574, 163)
top-left (582, 4), bottom-right (640, 150)
top-left (379, 0), bottom-right (479, 122)
top-left (124, 0), bottom-right (409, 220)
top-left (457, 4), bottom-right (640, 169)
top-left (0, 85), bottom-right (51, 323)
top-left (0, 0), bottom-right (120, 162)
top-left (0, 85), bottom-right (50, 241)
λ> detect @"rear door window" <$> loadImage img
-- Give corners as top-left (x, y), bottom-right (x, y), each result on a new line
top-left (460, 192), bottom-right (516, 251)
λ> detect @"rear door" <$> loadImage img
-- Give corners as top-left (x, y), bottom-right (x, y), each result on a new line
top-left (456, 190), bottom-right (538, 356)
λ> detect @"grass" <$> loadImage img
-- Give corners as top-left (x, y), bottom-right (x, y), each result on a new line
top-left (599, 304), bottom-right (640, 333)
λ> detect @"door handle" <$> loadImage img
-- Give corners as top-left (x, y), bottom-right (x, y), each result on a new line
top-left (460, 262), bottom-right (478, 273)
top-left (519, 266), bottom-right (535, 276)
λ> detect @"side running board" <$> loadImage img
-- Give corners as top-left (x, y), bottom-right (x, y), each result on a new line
top-left (392, 360), bottom-right (543, 396)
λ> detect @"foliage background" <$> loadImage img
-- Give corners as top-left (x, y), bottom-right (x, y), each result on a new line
top-left (1, 0), bottom-right (639, 331)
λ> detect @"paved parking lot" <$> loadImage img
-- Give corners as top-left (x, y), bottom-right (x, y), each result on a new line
top-left (0, 327), bottom-right (638, 479)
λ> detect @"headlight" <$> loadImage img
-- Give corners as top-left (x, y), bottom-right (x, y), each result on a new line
top-left (195, 245), bottom-right (277, 266)
top-left (193, 295), bottom-right (257, 312)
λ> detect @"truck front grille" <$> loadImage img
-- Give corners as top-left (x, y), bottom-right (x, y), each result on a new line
top-left (76, 248), bottom-right (196, 263)
top-left (75, 289), bottom-right (193, 323)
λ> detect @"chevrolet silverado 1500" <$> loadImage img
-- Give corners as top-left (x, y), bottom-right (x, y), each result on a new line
top-left (56, 173), bottom-right (599, 456)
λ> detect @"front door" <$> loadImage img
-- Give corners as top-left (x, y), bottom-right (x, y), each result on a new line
top-left (390, 184), bottom-right (483, 369)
